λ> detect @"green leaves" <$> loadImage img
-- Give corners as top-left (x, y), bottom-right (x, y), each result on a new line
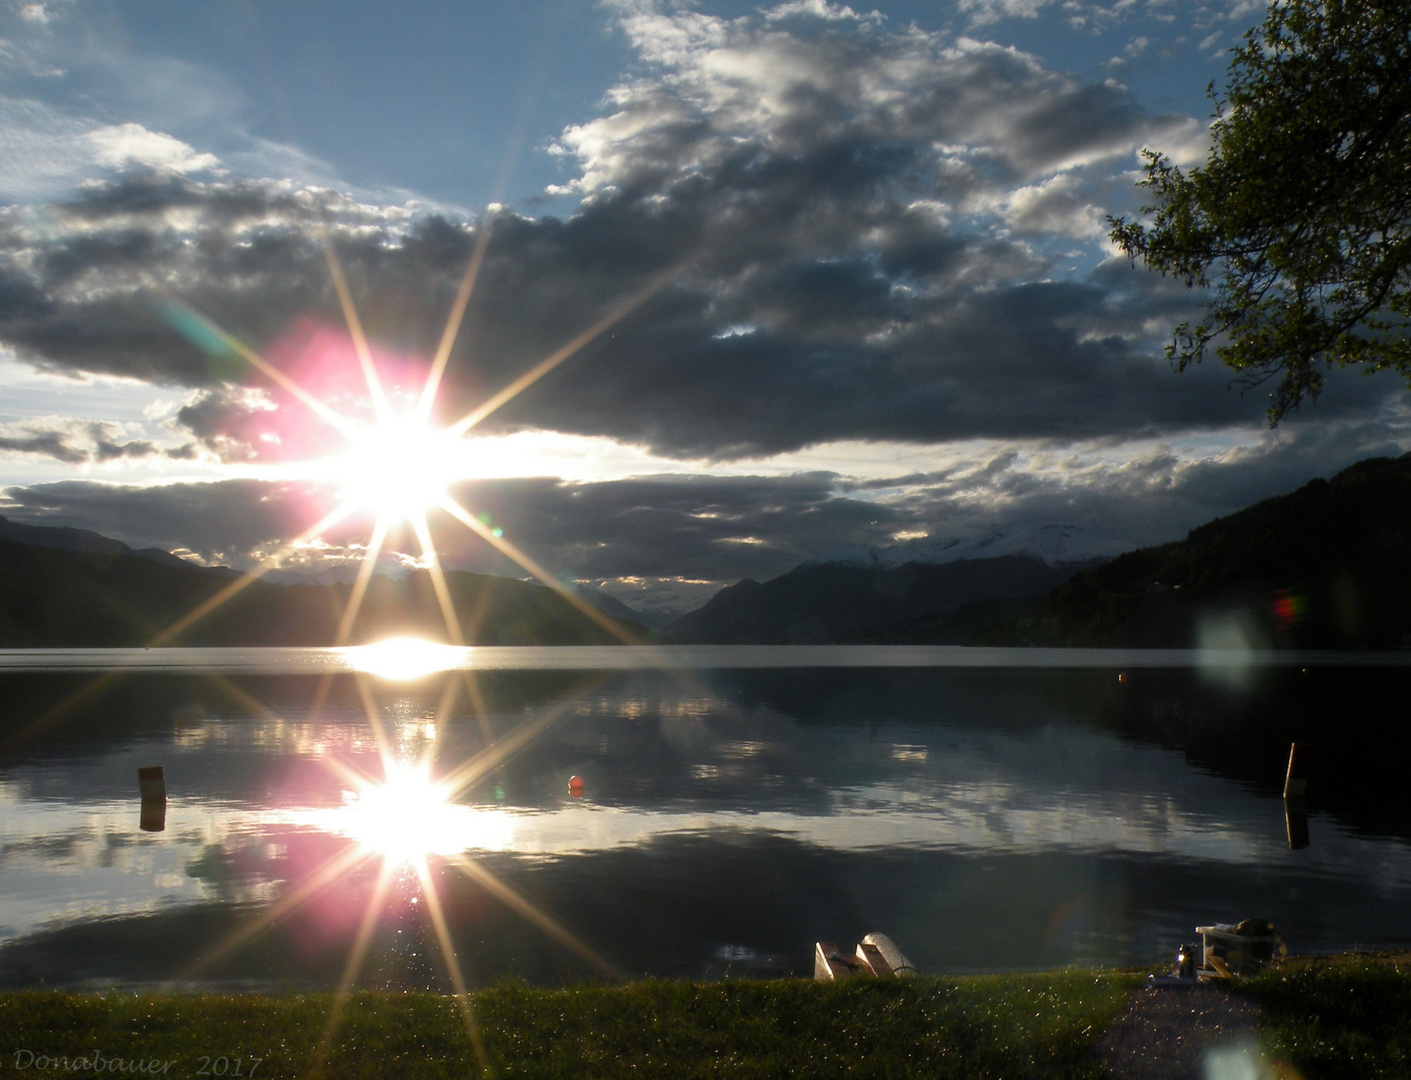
top-left (1109, 0), bottom-right (1411, 422)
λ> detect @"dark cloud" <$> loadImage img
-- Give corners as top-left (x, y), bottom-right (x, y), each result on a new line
top-left (0, 177), bottom-right (391, 391)
top-left (0, 430), bottom-right (88, 464)
top-left (0, 477), bottom-right (332, 565)
top-left (430, 472), bottom-right (909, 582)
top-left (0, 419), bottom-right (190, 464)
top-left (174, 387), bottom-right (267, 462)
top-left (3, 410), bottom-right (1405, 593)
top-left (841, 418), bottom-right (1411, 553)
top-left (0, 5), bottom-right (1402, 465)
top-left (0, 472), bottom-right (905, 582)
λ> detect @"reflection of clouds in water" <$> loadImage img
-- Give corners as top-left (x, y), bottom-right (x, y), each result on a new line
top-left (718, 740), bottom-right (768, 760)
top-left (0, 804), bottom-right (208, 942)
top-left (1, 715), bottom-right (1408, 890)
top-left (5, 670), bottom-right (1411, 969)
top-left (173, 715), bottom-right (359, 753)
top-left (199, 792), bottom-right (1411, 894)
top-left (172, 710), bottom-right (431, 756)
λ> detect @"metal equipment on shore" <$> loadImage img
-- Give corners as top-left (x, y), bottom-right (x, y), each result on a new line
top-left (814, 933), bottom-right (917, 980)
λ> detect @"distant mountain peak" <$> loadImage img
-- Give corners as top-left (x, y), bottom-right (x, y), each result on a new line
top-left (806, 525), bottom-right (1131, 570)
top-left (0, 514), bottom-right (202, 572)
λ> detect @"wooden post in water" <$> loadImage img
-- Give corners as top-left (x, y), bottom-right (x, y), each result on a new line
top-left (1284, 799), bottom-right (1309, 849)
top-left (139, 801), bottom-right (166, 832)
top-left (1282, 743), bottom-right (1311, 849)
top-left (137, 765), bottom-right (166, 802)
top-left (1283, 743), bottom-right (1311, 800)
top-left (137, 766), bottom-right (166, 833)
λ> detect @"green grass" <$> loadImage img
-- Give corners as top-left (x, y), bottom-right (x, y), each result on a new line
top-left (1240, 956), bottom-right (1411, 1080)
top-left (0, 974), bottom-right (1136, 1080)
top-left (1, 960), bottom-right (1407, 1079)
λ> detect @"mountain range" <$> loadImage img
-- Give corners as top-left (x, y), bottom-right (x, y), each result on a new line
top-left (803, 523), bottom-right (1132, 571)
top-left (0, 515), bottom-right (222, 575)
top-left (660, 522), bottom-right (1127, 644)
top-left (0, 529), bottom-right (638, 647)
top-left (3, 454), bottom-right (1410, 647)
top-left (663, 553), bottom-right (1099, 643)
top-left (1007, 454), bottom-right (1411, 650)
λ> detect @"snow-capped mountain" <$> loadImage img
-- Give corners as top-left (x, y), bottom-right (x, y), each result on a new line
top-left (807, 524), bottom-right (1133, 570)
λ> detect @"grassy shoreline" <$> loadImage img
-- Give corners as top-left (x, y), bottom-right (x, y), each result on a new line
top-left (1, 957), bottom-right (1407, 1078)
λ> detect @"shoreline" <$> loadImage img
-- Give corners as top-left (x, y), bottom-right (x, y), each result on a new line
top-left (2, 955), bottom-right (1407, 1078)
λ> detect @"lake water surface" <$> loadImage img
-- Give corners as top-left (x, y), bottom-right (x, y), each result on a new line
top-left (2, 646), bottom-right (1409, 990)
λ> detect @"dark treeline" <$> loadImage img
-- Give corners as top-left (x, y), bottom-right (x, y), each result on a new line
top-left (0, 535), bottom-right (640, 647)
top-left (870, 455), bottom-right (1411, 649)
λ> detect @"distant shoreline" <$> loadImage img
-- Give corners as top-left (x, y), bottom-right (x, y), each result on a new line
top-left (3, 642), bottom-right (1411, 674)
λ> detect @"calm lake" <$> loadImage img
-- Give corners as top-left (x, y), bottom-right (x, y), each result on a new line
top-left (2, 645), bottom-right (1410, 990)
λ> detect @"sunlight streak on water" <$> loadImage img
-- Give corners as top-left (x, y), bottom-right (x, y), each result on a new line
top-left (344, 638), bottom-right (466, 680)
top-left (2, 644), bottom-right (1411, 673)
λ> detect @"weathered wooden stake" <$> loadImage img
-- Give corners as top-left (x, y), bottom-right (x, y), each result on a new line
top-left (137, 765), bottom-right (166, 803)
top-left (139, 801), bottom-right (166, 833)
top-left (1283, 742), bottom-right (1311, 800)
top-left (1284, 797), bottom-right (1309, 849)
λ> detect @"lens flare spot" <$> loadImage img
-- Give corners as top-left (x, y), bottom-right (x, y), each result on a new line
top-left (1272, 588), bottom-right (1308, 629)
top-left (1196, 611), bottom-right (1264, 691)
top-left (348, 637), bottom-right (464, 679)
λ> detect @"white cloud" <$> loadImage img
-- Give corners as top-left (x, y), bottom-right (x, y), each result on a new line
top-left (84, 123), bottom-right (222, 176)
top-left (998, 173), bottom-right (1106, 239)
top-left (764, 0), bottom-right (877, 23)
top-left (559, 11), bottom-right (1187, 208)
top-left (0, 413), bottom-right (193, 465)
top-left (958, 0), bottom-right (1055, 26)
top-left (0, 107), bottom-right (226, 202)
top-left (609, 0), bottom-right (731, 68)
top-left (18, 2), bottom-right (52, 25)
top-left (1140, 114), bottom-right (1210, 170)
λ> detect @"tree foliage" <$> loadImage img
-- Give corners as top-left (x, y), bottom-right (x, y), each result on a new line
top-left (1110, 0), bottom-right (1411, 420)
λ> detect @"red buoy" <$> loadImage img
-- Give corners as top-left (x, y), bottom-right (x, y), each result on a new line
top-left (568, 775), bottom-right (585, 798)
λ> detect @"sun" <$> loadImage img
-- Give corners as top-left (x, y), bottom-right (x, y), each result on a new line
top-left (331, 413), bottom-right (468, 523)
top-left (138, 217), bottom-right (660, 1078)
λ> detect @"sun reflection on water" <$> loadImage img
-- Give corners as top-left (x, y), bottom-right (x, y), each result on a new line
top-left (346, 637), bottom-right (465, 679)
top-left (330, 759), bottom-right (514, 865)
top-left (313, 756), bottom-right (513, 869)
top-left (77, 188), bottom-right (658, 1073)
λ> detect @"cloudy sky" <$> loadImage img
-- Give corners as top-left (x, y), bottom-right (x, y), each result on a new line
top-left (0, 0), bottom-right (1406, 614)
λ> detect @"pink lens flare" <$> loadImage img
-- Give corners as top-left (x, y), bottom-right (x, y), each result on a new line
top-left (204, 319), bottom-right (440, 464)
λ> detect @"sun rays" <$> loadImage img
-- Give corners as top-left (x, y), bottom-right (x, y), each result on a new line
top-left (134, 232), bottom-right (661, 1074)
top-left (169, 665), bottom-right (622, 1077)
top-left (0, 208), bottom-right (687, 1072)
